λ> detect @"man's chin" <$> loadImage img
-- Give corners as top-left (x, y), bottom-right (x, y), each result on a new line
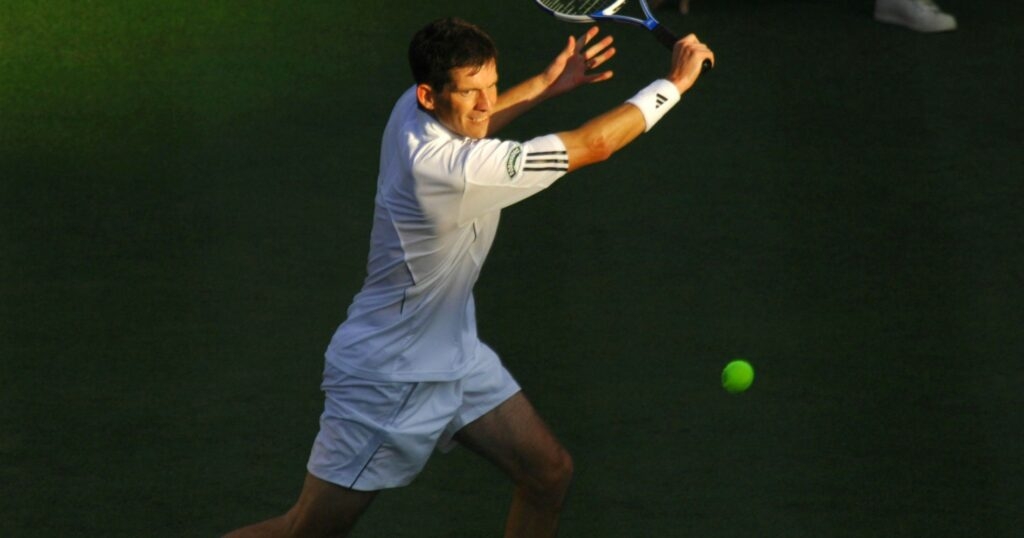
top-left (467, 123), bottom-right (489, 139)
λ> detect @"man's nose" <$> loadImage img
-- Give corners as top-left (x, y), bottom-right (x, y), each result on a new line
top-left (476, 91), bottom-right (493, 110)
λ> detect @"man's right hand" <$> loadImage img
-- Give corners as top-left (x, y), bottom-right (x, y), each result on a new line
top-left (667, 34), bottom-right (714, 95)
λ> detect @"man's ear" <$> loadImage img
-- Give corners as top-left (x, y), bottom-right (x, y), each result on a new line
top-left (416, 83), bottom-right (436, 111)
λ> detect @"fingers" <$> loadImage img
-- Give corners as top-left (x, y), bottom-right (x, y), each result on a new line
top-left (575, 27), bottom-right (615, 71)
top-left (583, 35), bottom-right (615, 61)
top-left (584, 70), bottom-right (615, 84)
top-left (678, 33), bottom-right (700, 45)
top-left (667, 34), bottom-right (714, 92)
top-left (574, 26), bottom-right (601, 54)
top-left (674, 33), bottom-right (714, 69)
top-left (562, 35), bottom-right (576, 59)
top-left (546, 26), bottom-right (616, 93)
top-left (583, 41), bottom-right (615, 73)
top-left (575, 27), bottom-right (613, 55)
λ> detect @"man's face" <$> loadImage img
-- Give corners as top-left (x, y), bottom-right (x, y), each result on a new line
top-left (419, 60), bottom-right (498, 139)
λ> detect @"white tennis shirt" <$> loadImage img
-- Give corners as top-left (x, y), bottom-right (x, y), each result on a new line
top-left (325, 86), bottom-right (570, 382)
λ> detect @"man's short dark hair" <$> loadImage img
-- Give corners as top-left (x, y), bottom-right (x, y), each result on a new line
top-left (408, 18), bottom-right (498, 92)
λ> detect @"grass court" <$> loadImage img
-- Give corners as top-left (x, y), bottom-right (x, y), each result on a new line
top-left (2, 1), bottom-right (1021, 536)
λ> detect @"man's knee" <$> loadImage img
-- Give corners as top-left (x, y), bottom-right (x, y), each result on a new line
top-left (520, 446), bottom-right (574, 508)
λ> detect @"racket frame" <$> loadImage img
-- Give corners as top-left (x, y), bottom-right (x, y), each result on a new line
top-left (534, 0), bottom-right (709, 66)
top-left (535, 0), bottom-right (661, 33)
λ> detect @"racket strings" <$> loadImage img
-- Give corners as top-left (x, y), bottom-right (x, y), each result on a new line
top-left (537, 0), bottom-right (621, 16)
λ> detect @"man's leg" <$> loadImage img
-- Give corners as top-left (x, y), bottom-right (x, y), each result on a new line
top-left (224, 472), bottom-right (377, 538)
top-left (454, 392), bottom-right (574, 538)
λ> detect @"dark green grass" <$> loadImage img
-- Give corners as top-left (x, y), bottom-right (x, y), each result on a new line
top-left (2, 0), bottom-right (1022, 536)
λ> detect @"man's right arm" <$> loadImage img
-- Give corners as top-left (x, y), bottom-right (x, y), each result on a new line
top-left (556, 34), bottom-right (713, 173)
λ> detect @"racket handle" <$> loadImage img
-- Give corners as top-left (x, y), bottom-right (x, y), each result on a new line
top-left (651, 24), bottom-right (713, 74)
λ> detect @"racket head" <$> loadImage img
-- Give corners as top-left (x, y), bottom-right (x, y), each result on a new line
top-left (534, 0), bottom-right (627, 23)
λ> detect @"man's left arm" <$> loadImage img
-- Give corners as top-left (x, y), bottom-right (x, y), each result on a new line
top-left (487, 26), bottom-right (616, 136)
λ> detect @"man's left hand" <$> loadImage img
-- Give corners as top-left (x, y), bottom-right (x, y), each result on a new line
top-left (542, 26), bottom-right (616, 98)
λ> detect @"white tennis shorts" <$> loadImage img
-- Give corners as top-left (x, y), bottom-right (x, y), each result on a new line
top-left (306, 343), bottom-right (520, 491)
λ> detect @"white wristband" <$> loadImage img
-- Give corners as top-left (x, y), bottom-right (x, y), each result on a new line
top-left (625, 79), bottom-right (681, 132)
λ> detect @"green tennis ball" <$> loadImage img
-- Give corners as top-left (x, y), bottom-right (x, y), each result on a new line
top-left (722, 360), bottom-right (754, 393)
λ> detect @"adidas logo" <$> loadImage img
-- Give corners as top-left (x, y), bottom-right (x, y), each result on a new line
top-left (655, 93), bottom-right (667, 108)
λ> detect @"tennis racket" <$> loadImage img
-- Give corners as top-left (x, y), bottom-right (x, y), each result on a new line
top-left (535, 0), bottom-right (712, 72)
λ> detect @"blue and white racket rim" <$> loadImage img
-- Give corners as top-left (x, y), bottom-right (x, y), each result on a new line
top-left (534, 0), bottom-right (628, 23)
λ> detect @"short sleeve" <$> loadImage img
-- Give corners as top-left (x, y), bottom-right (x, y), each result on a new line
top-left (458, 134), bottom-right (569, 224)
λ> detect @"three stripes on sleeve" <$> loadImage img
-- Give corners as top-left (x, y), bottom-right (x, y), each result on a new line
top-left (524, 150), bottom-right (568, 172)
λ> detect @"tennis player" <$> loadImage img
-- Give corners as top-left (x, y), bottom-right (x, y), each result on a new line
top-left (225, 17), bottom-right (712, 538)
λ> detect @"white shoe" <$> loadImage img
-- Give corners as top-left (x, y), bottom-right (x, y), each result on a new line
top-left (874, 0), bottom-right (957, 32)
